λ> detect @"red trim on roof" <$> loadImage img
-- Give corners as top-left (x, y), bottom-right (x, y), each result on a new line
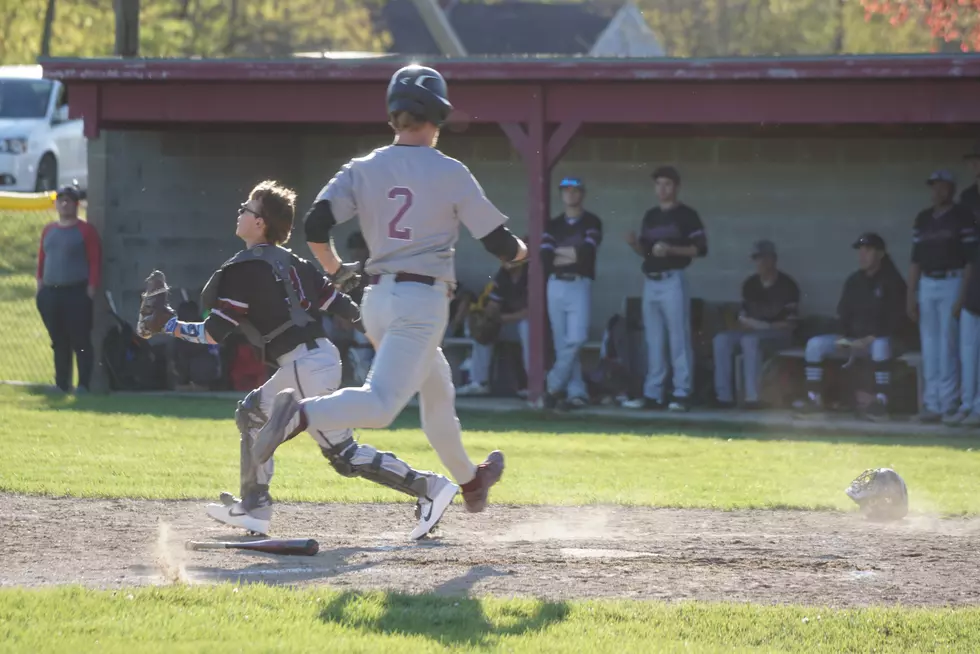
top-left (40, 54), bottom-right (980, 83)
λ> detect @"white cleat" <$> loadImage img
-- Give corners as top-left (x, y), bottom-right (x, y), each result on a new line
top-left (456, 382), bottom-right (490, 397)
top-left (206, 500), bottom-right (272, 537)
top-left (411, 475), bottom-right (459, 540)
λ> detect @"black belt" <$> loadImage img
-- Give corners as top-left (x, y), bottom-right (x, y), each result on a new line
top-left (922, 269), bottom-right (964, 279)
top-left (553, 273), bottom-right (582, 281)
top-left (368, 272), bottom-right (436, 286)
top-left (645, 271), bottom-right (678, 281)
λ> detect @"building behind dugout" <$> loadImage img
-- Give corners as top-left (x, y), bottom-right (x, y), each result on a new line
top-left (40, 54), bottom-right (980, 397)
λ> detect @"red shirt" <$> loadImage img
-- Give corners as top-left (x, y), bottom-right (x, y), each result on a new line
top-left (37, 219), bottom-right (102, 288)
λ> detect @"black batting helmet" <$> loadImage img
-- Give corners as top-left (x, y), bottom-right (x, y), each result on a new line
top-left (386, 65), bottom-right (453, 126)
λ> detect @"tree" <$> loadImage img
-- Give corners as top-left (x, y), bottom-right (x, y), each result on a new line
top-left (860, 1), bottom-right (980, 51)
top-left (633, 0), bottom-right (932, 57)
top-left (40, 0), bottom-right (56, 58)
top-left (0, 0), bottom-right (392, 64)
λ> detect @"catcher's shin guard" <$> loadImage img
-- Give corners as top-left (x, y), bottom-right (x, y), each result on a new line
top-left (321, 437), bottom-right (430, 498)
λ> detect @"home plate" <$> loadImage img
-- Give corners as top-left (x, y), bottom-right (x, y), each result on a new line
top-left (561, 548), bottom-right (661, 559)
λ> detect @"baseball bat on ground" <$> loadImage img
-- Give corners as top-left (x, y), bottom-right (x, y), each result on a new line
top-left (185, 538), bottom-right (319, 556)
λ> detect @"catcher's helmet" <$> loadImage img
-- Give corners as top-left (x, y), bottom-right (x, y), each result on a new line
top-left (386, 65), bottom-right (453, 126)
top-left (845, 468), bottom-right (908, 522)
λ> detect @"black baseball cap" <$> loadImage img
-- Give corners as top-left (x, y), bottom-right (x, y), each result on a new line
top-left (651, 165), bottom-right (680, 184)
top-left (852, 232), bottom-right (886, 251)
top-left (750, 239), bottom-right (777, 259)
top-left (56, 184), bottom-right (81, 202)
top-left (926, 169), bottom-right (956, 186)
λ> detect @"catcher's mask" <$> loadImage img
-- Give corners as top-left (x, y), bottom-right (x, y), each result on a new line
top-left (845, 468), bottom-right (908, 522)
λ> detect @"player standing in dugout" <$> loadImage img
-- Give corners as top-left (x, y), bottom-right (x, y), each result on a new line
top-left (623, 166), bottom-right (708, 412)
top-left (540, 176), bottom-right (603, 411)
top-left (136, 180), bottom-right (458, 540)
top-left (253, 64), bottom-right (529, 517)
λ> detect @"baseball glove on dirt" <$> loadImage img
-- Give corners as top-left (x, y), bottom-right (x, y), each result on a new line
top-left (136, 270), bottom-right (176, 339)
top-left (468, 309), bottom-right (502, 345)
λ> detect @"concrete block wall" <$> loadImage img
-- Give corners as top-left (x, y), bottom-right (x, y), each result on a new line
top-left (90, 128), bottom-right (976, 344)
top-left (88, 129), bottom-right (302, 322)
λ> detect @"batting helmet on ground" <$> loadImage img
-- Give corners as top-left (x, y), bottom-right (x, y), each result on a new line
top-left (386, 65), bottom-right (453, 126)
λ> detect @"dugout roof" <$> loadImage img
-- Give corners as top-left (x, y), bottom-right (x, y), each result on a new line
top-left (40, 54), bottom-right (980, 140)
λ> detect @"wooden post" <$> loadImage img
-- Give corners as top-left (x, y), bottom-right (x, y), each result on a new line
top-left (500, 96), bottom-right (582, 405)
top-left (525, 87), bottom-right (547, 403)
top-left (114, 0), bottom-right (140, 58)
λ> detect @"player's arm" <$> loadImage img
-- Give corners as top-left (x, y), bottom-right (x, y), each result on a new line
top-left (665, 210), bottom-right (707, 258)
top-left (173, 266), bottom-right (254, 345)
top-left (456, 165), bottom-right (526, 263)
top-left (907, 214), bottom-right (924, 320)
top-left (575, 214), bottom-right (602, 271)
top-left (540, 222), bottom-right (556, 276)
top-left (304, 163), bottom-right (359, 278)
top-left (955, 209), bottom-right (978, 313)
top-left (770, 279), bottom-right (801, 330)
top-left (317, 275), bottom-right (365, 333)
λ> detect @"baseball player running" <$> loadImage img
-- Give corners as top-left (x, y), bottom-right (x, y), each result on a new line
top-left (252, 64), bottom-right (528, 515)
top-left (137, 180), bottom-right (458, 540)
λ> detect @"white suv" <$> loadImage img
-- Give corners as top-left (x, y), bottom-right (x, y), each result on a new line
top-left (0, 65), bottom-right (87, 193)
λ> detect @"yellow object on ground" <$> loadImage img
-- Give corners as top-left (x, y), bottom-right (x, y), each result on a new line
top-left (0, 192), bottom-right (55, 211)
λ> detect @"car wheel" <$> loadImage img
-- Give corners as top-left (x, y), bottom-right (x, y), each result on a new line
top-left (35, 154), bottom-right (58, 192)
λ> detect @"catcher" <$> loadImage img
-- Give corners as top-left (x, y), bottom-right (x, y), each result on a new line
top-left (137, 180), bottom-right (459, 540)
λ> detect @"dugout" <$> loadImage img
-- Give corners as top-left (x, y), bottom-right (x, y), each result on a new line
top-left (40, 54), bottom-right (980, 399)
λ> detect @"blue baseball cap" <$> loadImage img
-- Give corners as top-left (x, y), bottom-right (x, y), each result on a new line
top-left (558, 177), bottom-right (584, 189)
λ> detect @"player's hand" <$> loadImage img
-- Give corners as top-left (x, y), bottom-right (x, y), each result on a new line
top-left (86, 285), bottom-right (96, 300)
top-left (652, 241), bottom-right (669, 257)
top-left (906, 295), bottom-right (919, 323)
top-left (330, 262), bottom-right (361, 295)
top-left (953, 299), bottom-right (963, 319)
top-left (625, 231), bottom-right (638, 247)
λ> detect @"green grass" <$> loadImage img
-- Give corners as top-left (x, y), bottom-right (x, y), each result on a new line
top-left (1, 386), bottom-right (978, 514)
top-left (1, 585), bottom-right (977, 653)
top-left (0, 208), bottom-right (61, 384)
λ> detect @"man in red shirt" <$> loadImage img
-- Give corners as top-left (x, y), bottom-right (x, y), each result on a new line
top-left (35, 184), bottom-right (101, 393)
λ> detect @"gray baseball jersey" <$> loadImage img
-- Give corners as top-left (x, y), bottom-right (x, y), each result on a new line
top-left (316, 144), bottom-right (508, 284)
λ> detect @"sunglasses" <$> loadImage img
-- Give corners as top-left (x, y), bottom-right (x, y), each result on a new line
top-left (238, 203), bottom-right (263, 219)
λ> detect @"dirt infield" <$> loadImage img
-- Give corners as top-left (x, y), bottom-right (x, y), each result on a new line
top-left (2, 493), bottom-right (978, 606)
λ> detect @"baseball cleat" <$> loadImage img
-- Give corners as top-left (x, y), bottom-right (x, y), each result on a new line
top-left (411, 475), bottom-right (459, 540)
top-left (253, 389), bottom-right (303, 465)
top-left (461, 450), bottom-right (505, 513)
top-left (206, 499), bottom-right (272, 537)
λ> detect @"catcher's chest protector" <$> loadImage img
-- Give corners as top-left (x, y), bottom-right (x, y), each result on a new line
top-left (200, 245), bottom-right (315, 355)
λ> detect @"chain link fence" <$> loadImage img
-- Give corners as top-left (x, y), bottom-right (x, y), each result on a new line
top-left (0, 196), bottom-right (66, 385)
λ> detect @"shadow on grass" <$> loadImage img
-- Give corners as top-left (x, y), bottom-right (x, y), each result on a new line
top-left (317, 566), bottom-right (570, 648)
top-left (13, 385), bottom-right (980, 451)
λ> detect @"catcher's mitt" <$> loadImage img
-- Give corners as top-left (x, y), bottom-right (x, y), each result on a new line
top-left (468, 309), bottom-right (501, 345)
top-left (136, 270), bottom-right (176, 339)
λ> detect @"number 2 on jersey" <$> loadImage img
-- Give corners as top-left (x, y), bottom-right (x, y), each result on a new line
top-left (387, 187), bottom-right (413, 241)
